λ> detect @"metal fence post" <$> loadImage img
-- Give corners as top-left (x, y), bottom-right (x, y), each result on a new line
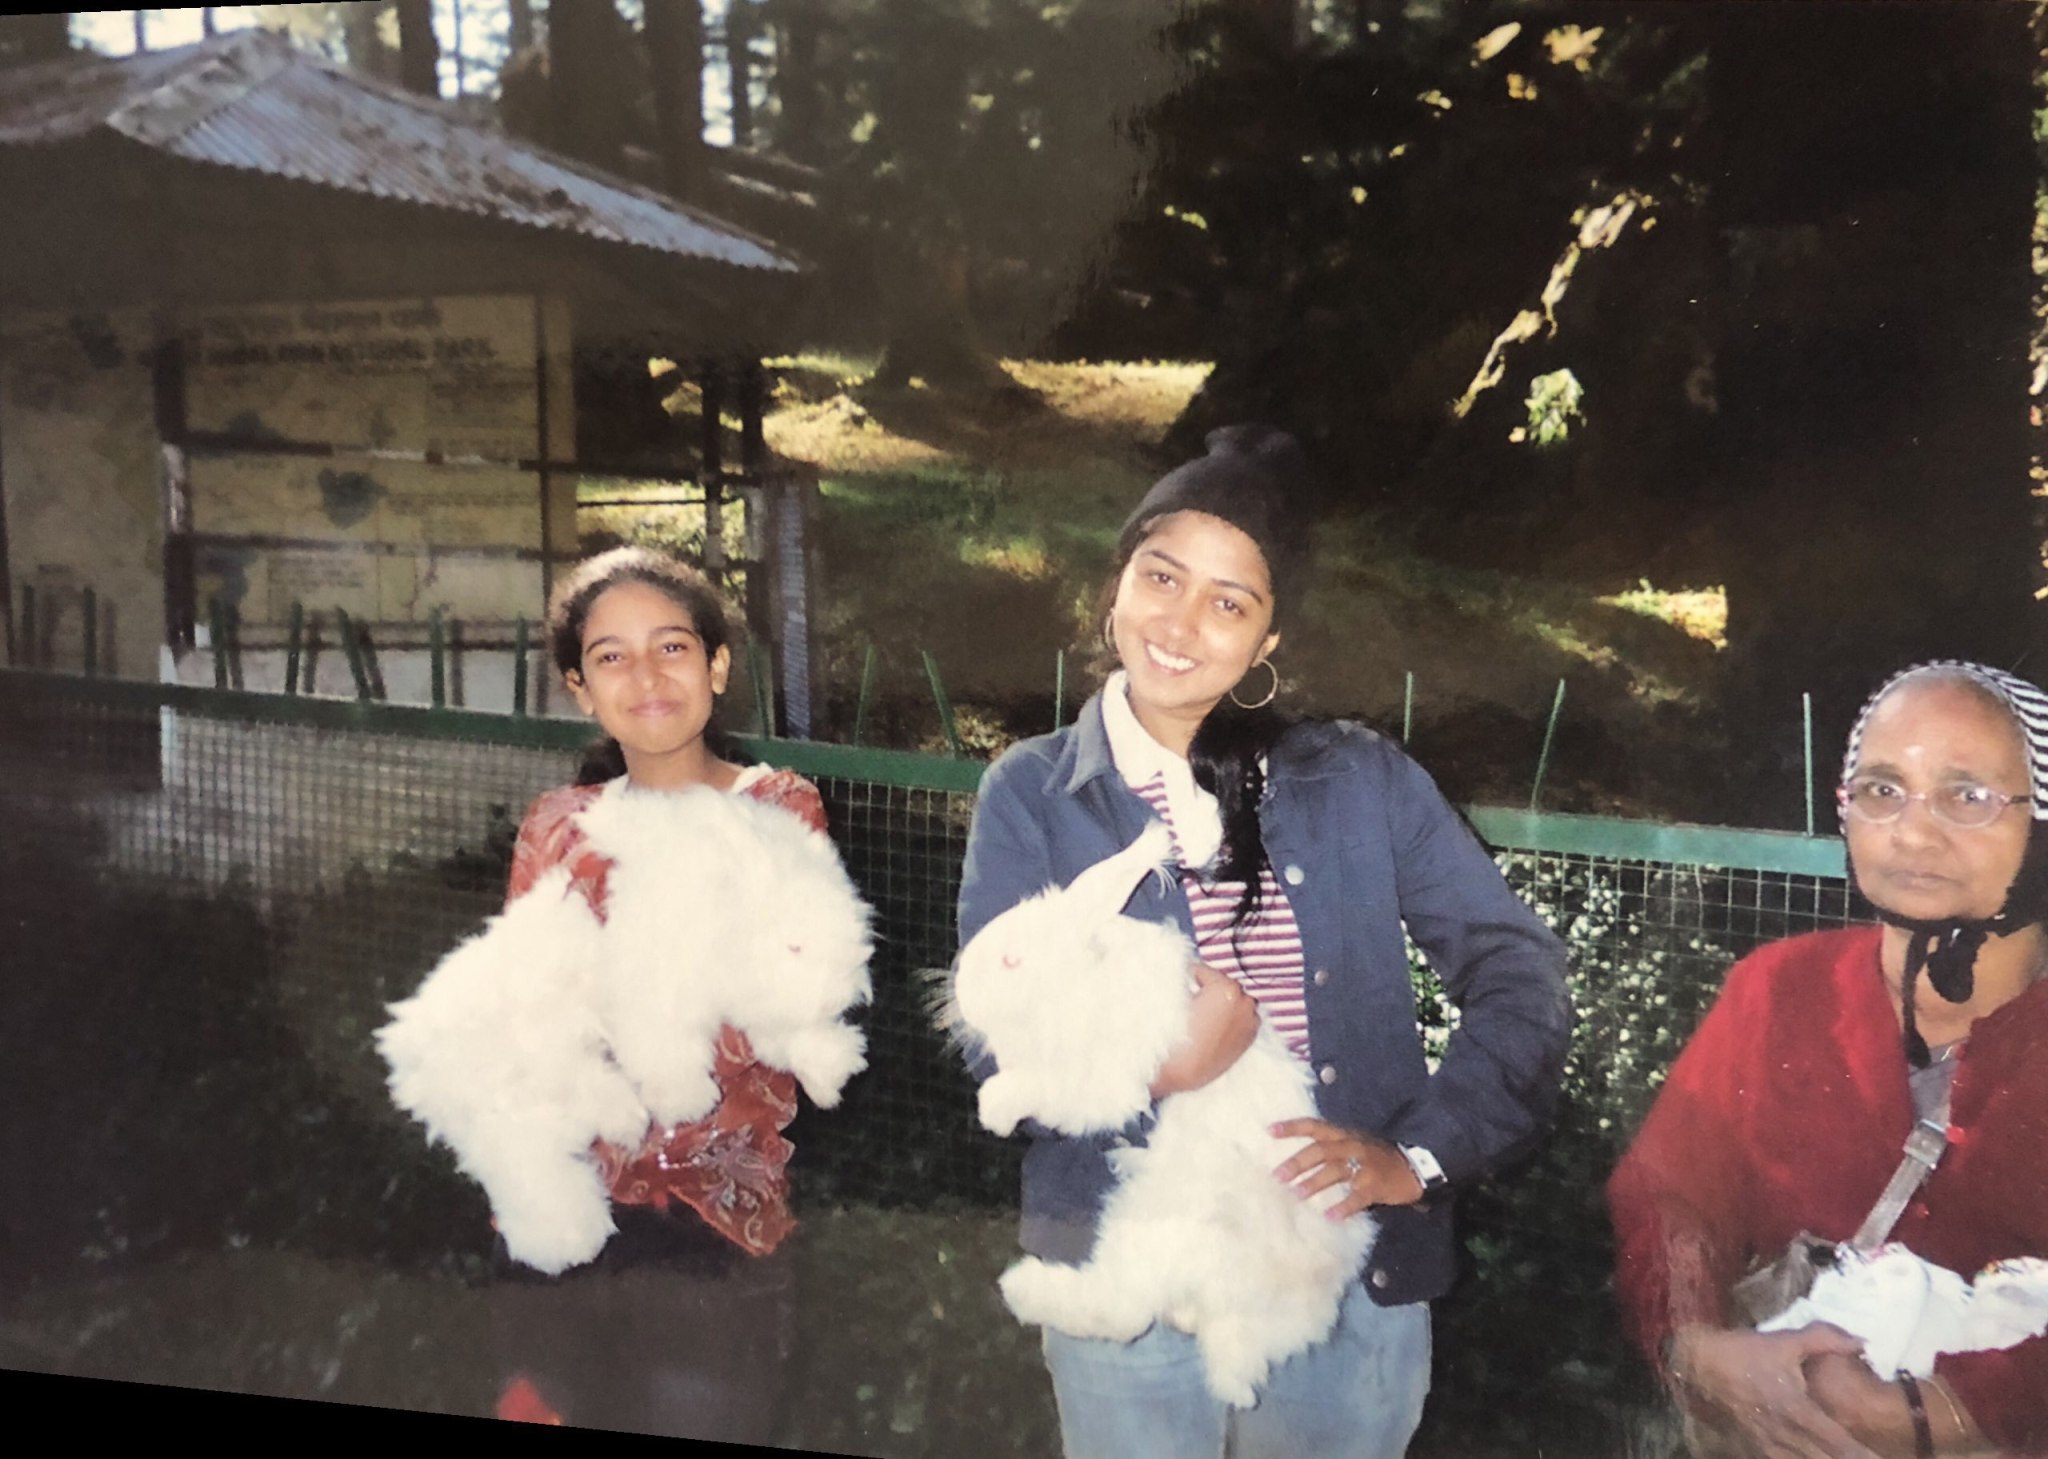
top-left (922, 649), bottom-right (962, 757)
top-left (284, 603), bottom-right (304, 695)
top-left (512, 617), bottom-right (530, 716)
top-left (1529, 678), bottom-right (1567, 811)
top-left (429, 608), bottom-right (447, 709)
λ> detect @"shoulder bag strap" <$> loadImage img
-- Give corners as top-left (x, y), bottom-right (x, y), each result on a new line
top-left (1847, 1085), bottom-right (1953, 1256)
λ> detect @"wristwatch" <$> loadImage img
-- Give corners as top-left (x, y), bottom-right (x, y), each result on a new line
top-left (1398, 1144), bottom-right (1449, 1197)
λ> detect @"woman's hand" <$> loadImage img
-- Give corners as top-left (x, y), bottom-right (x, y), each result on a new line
top-left (1802, 1355), bottom-right (1924, 1455)
top-left (1805, 1357), bottom-right (1997, 1458)
top-left (1669, 1323), bottom-right (1884, 1459)
top-left (1269, 1121), bottom-right (1424, 1218)
top-left (1149, 962), bottom-right (1260, 1099)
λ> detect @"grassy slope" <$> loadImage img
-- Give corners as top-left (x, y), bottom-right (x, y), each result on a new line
top-left (760, 358), bottom-right (1741, 825)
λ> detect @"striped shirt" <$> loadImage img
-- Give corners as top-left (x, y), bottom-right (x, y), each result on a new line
top-left (1131, 772), bottom-right (1312, 1062)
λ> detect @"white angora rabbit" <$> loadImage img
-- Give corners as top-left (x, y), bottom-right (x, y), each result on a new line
top-left (574, 781), bottom-right (874, 1125)
top-left (947, 821), bottom-right (1379, 1408)
top-left (377, 866), bottom-right (651, 1275)
top-left (379, 782), bottom-right (874, 1274)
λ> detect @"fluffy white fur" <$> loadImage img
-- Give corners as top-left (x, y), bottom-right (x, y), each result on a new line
top-left (378, 781), bottom-right (874, 1275)
top-left (573, 780), bottom-right (874, 1125)
top-left (376, 865), bottom-right (648, 1274)
top-left (947, 821), bottom-right (1378, 1408)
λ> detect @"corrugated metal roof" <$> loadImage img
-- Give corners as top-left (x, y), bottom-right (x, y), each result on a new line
top-left (0, 30), bottom-right (800, 274)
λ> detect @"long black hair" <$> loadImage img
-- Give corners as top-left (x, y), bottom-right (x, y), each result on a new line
top-left (1101, 425), bottom-right (1319, 927)
top-left (544, 546), bottom-right (740, 785)
top-left (1094, 546), bottom-right (1300, 929)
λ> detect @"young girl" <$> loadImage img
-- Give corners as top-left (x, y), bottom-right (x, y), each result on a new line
top-left (958, 426), bottom-right (1573, 1459)
top-left (487, 546), bottom-right (826, 1439)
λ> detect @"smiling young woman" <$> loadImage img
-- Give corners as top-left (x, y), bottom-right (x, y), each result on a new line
top-left (1609, 661), bottom-right (2048, 1459)
top-left (1106, 508), bottom-right (1281, 755)
top-left (958, 425), bottom-right (1572, 1459)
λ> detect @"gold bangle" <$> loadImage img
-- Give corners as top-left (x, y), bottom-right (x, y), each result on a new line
top-left (1927, 1375), bottom-right (1969, 1442)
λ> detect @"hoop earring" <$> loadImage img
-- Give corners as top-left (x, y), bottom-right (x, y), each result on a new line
top-left (1102, 613), bottom-right (1117, 655)
top-left (1230, 658), bottom-right (1279, 710)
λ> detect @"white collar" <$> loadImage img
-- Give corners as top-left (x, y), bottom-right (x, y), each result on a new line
top-left (1100, 670), bottom-right (1223, 871)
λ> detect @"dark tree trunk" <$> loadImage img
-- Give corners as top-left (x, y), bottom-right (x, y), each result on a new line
top-left (1, 13), bottom-right (72, 63)
top-left (644, 0), bottom-right (707, 200)
top-left (1701, 2), bottom-right (2037, 818)
top-left (727, 0), bottom-right (755, 148)
top-left (341, 2), bottom-right (399, 83)
top-left (549, 0), bottom-right (627, 168)
top-left (202, 8), bottom-right (216, 38)
top-left (508, 0), bottom-right (537, 53)
top-left (875, 231), bottom-right (1008, 391)
top-left (450, 0), bottom-right (465, 95)
top-left (1241, 0), bottom-right (1293, 56)
top-left (767, 0), bottom-right (822, 162)
top-left (133, 9), bottom-right (147, 52)
top-left (1349, 0), bottom-right (1397, 44)
top-left (498, 42), bottom-right (552, 145)
top-left (396, 0), bottom-right (440, 96)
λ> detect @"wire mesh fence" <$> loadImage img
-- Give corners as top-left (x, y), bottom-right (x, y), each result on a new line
top-left (0, 666), bottom-right (1860, 1446)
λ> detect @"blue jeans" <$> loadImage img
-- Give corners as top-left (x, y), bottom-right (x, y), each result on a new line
top-left (1041, 1280), bottom-right (1431, 1459)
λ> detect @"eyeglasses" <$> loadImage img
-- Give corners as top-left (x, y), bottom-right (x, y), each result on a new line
top-left (1836, 774), bottom-right (2033, 830)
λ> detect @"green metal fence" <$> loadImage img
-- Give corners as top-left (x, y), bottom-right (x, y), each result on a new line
top-left (0, 665), bottom-right (1860, 1443)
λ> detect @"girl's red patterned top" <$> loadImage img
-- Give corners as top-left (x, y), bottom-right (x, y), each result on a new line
top-left (504, 768), bottom-right (831, 1257)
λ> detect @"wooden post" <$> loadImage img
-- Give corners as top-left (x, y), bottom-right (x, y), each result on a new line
top-left (531, 298), bottom-right (557, 615)
top-left (336, 608), bottom-right (373, 700)
top-left (225, 602), bottom-right (244, 691)
top-left (284, 602), bottom-right (304, 695)
top-left (0, 369), bottom-right (13, 668)
top-left (209, 597), bottom-right (229, 689)
top-left (739, 359), bottom-right (767, 473)
top-left (152, 333), bottom-right (195, 653)
top-left (429, 606), bottom-right (447, 707)
top-left (513, 615), bottom-right (530, 715)
top-left (701, 362), bottom-right (726, 570)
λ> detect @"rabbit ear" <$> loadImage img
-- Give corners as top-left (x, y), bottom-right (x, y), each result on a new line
top-left (1062, 820), bottom-right (1175, 921)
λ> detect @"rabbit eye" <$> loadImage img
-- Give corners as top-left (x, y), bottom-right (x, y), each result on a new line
top-left (1001, 953), bottom-right (1021, 969)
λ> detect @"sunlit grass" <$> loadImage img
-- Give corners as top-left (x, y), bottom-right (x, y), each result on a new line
top-left (1598, 580), bottom-right (1728, 649)
top-left (960, 537), bottom-right (1054, 579)
top-left (764, 349), bottom-right (882, 385)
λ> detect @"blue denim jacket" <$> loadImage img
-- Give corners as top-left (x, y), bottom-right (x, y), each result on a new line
top-left (958, 693), bottom-right (1572, 1307)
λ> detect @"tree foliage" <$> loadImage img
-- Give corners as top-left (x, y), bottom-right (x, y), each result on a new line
top-left (1054, 6), bottom-right (1711, 529)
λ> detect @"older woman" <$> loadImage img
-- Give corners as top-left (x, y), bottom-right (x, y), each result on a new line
top-left (1608, 661), bottom-right (2048, 1459)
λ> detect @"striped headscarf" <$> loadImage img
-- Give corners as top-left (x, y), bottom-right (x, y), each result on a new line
top-left (1841, 660), bottom-right (2048, 1066)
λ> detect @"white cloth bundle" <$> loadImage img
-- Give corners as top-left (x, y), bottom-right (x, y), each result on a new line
top-left (1759, 1245), bottom-right (2048, 1377)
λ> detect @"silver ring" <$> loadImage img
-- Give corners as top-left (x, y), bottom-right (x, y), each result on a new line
top-left (1344, 1157), bottom-right (1362, 1178)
